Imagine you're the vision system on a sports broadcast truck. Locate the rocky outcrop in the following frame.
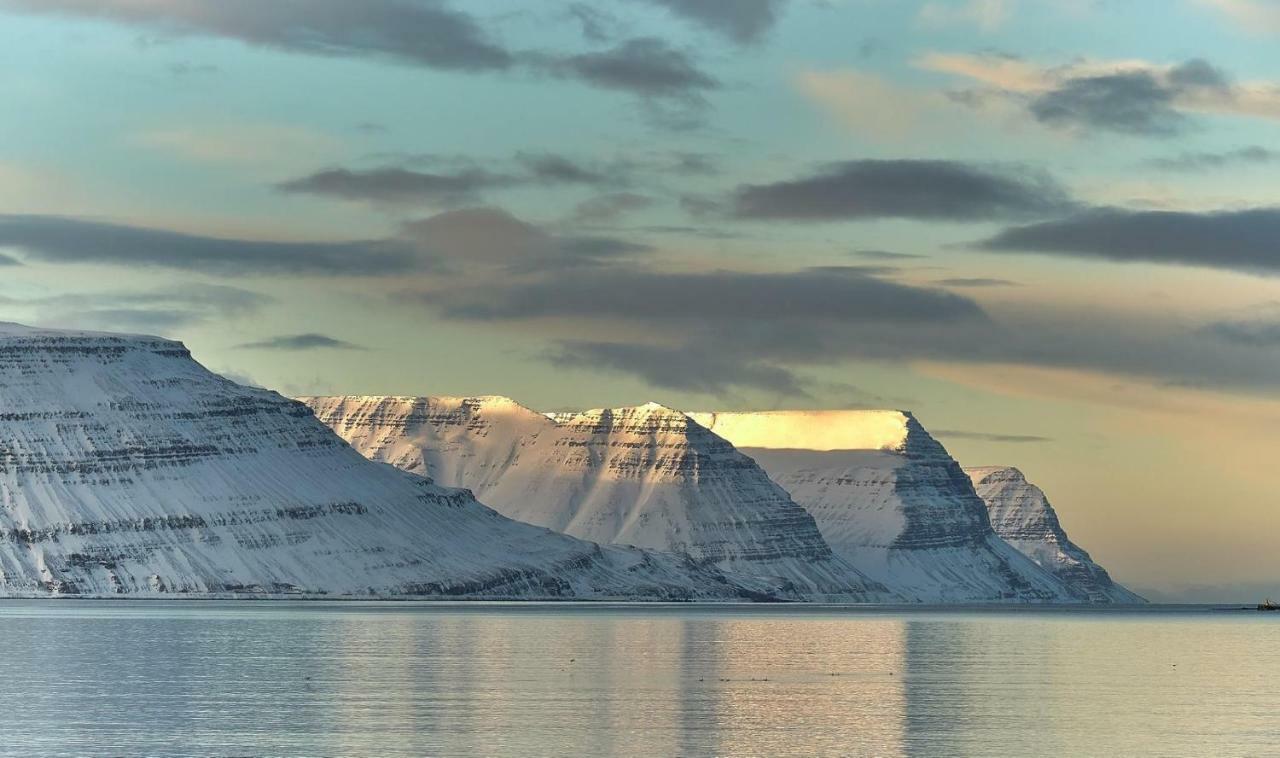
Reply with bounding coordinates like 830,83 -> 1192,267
966,466 -> 1143,603
303,396 -> 889,600
0,323 -> 773,600
692,411 -> 1083,603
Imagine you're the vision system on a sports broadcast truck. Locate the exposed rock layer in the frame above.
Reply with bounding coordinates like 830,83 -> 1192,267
966,466 -> 1143,603
691,411 -> 1093,602
0,324 -> 769,599
303,396 -> 887,600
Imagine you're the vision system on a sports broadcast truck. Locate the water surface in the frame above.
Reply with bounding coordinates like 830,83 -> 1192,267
0,602 -> 1274,757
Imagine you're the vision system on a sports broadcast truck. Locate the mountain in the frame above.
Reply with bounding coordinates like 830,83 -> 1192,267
966,466 -> 1143,603
302,396 -> 889,600
688,411 -> 1085,603
0,323 -> 771,600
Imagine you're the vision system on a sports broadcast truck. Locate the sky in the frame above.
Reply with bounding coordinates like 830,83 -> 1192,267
1,0 -> 1279,601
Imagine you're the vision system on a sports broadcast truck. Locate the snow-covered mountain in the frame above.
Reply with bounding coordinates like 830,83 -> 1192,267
689,411 -> 1086,603
0,323 -> 775,600
302,396 -> 889,600
966,466 -> 1143,603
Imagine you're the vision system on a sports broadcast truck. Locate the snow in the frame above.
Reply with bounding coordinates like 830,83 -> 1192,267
966,466 -> 1144,603
0,326 -> 773,600
303,396 -> 891,601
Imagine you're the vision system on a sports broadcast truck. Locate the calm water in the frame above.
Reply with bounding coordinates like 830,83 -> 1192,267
0,602 -> 1275,757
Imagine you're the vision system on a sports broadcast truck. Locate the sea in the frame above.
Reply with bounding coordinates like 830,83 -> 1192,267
0,601 -> 1275,757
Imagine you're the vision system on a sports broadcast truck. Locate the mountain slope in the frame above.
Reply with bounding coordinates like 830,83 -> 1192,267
689,411 -> 1082,603
0,324 -> 768,600
303,396 -> 888,600
966,466 -> 1143,603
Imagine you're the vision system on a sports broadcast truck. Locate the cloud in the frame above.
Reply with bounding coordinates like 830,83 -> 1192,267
920,53 -> 1280,133
633,0 -> 789,44
731,160 -> 1074,221
278,152 -> 640,207
236,333 -> 364,351
935,277 -> 1020,287
570,193 -> 655,224
549,37 -> 716,96
853,249 -> 928,260
402,207 -> 651,271
552,340 -> 807,396
1205,315 -> 1280,347
542,37 -> 718,126
1144,146 -> 1278,171
0,0 -> 513,71
978,207 -> 1280,275
1028,60 -> 1230,137
0,283 -> 273,334
429,266 -> 985,323
515,152 -> 613,186
933,429 -> 1051,443
0,252 -> 18,266
276,167 -> 505,207
917,0 -> 1015,31
1030,70 -> 1186,136
0,214 -> 416,276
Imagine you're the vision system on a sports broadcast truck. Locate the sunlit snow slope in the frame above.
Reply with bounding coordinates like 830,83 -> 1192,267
303,396 -> 890,600
0,324 -> 771,600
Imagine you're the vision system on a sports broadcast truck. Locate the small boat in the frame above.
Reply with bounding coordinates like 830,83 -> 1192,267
1258,599 -> 1280,611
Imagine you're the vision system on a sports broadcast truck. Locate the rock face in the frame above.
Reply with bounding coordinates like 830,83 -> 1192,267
689,411 -> 1084,603
0,323 -> 773,600
966,466 -> 1143,603
302,396 -> 888,600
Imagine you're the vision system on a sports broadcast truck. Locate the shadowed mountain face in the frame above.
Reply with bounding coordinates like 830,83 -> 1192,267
966,466 -> 1143,603
690,411 -> 1122,603
302,396 -> 890,601
0,323 -> 777,600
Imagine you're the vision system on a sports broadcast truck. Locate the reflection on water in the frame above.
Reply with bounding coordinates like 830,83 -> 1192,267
0,602 -> 1275,757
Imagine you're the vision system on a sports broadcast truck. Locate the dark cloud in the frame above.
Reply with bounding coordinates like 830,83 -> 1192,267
978,207 -> 1280,275
566,3 -> 615,43
276,167 -> 504,207
570,192 -> 655,224
236,333 -> 365,351
1030,71 -> 1184,136
852,249 -> 927,260
515,152 -> 612,186
402,207 -> 651,271
0,253 -> 19,266
1144,146 -> 1278,172
634,0 -> 789,44
1165,58 -> 1231,90
0,214 -> 416,276
279,153 -> 636,206
542,36 -> 721,120
1030,59 -> 1230,137
430,266 -> 985,323
552,340 -> 807,396
732,160 -> 1074,221
0,0 -> 513,71
933,429 -> 1052,444
1205,317 -> 1280,347
0,283 -> 273,335
935,277 -> 1020,287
